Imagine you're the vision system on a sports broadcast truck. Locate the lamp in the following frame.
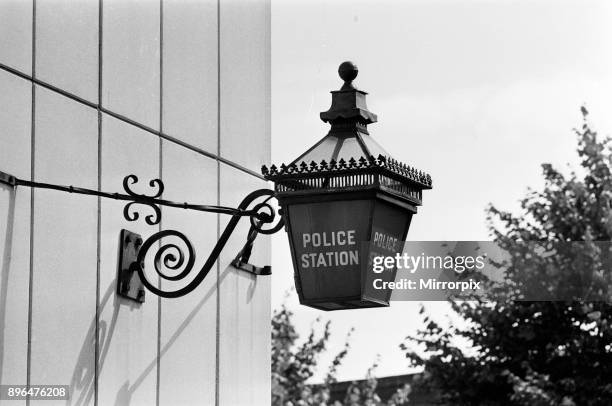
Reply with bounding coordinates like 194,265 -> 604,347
263,62 -> 432,310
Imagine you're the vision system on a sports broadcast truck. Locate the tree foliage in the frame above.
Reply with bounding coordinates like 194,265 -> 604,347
272,302 -> 352,406
403,108 -> 612,405
272,302 -> 411,406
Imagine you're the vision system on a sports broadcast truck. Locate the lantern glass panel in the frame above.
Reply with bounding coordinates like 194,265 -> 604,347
359,133 -> 389,157
293,135 -> 341,164
363,200 -> 413,304
286,199 -> 372,302
335,137 -> 364,162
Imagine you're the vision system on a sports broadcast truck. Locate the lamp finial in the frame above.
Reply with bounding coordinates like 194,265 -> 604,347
338,61 -> 358,90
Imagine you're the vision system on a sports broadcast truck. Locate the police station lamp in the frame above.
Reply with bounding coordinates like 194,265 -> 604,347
262,62 -> 432,311
0,60 -> 430,309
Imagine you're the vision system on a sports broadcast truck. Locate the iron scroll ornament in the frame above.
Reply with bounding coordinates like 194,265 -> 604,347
134,189 -> 284,298
122,174 -> 164,225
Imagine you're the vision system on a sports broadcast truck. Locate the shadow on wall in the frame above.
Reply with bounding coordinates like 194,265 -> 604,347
67,243 -> 258,406
0,183 -> 16,386
69,236 -> 134,406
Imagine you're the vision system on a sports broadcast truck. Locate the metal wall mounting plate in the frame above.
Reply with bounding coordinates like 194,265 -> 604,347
117,229 -> 145,303
0,170 -> 16,186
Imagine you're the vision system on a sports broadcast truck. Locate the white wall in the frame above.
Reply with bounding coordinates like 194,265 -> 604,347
0,0 -> 271,405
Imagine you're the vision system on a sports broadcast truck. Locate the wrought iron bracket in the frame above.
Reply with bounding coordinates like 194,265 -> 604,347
0,169 -> 284,299
132,188 -> 283,298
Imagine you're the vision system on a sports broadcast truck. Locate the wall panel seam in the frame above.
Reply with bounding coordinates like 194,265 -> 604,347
215,0 -> 221,404
26,2 -> 36,405
156,1 -> 163,405
94,0 -> 104,405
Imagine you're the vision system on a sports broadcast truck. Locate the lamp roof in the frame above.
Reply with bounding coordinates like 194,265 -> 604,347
262,62 -> 432,204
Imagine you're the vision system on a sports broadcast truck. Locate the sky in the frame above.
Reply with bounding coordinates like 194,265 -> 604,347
270,0 -> 612,382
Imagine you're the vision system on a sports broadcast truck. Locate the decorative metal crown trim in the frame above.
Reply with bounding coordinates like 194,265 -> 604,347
261,154 -> 432,188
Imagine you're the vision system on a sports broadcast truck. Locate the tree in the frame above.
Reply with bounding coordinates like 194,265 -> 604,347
402,108 -> 612,405
272,301 -> 411,406
271,301 -> 352,406
342,357 -> 412,406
